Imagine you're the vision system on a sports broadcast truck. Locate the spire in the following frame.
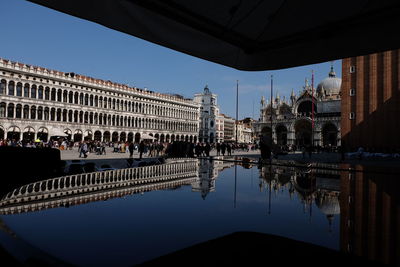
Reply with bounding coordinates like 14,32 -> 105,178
329,62 -> 336,77
291,88 -> 295,97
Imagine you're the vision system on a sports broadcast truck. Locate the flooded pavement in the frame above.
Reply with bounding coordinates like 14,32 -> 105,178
0,158 -> 398,266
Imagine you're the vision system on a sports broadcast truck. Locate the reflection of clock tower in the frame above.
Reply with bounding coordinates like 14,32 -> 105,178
193,85 -> 224,143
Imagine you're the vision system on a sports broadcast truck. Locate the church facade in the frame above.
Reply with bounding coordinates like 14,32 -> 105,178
254,66 -> 342,149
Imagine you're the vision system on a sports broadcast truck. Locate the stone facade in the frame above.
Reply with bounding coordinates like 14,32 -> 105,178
0,58 -> 200,143
341,50 -> 400,152
254,66 -> 341,148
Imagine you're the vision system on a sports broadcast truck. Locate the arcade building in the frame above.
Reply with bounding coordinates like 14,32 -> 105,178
0,58 -> 200,143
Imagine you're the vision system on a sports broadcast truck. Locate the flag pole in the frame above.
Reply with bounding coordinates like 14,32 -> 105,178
311,70 -> 314,147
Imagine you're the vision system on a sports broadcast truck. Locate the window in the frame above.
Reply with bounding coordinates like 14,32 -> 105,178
350,88 -> 356,96
349,112 -> 355,120
8,81 -> 15,96
349,65 -> 356,73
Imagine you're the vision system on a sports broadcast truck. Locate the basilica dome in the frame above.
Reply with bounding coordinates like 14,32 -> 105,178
316,66 -> 342,98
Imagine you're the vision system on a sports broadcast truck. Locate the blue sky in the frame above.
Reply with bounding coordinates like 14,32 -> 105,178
1,1 -> 341,119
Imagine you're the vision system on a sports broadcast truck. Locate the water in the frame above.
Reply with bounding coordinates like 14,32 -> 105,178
0,158 -> 398,266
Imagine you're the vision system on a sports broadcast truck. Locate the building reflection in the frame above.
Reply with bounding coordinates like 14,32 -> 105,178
339,164 -> 400,266
259,163 -> 400,266
259,163 -> 341,226
0,159 -> 200,214
191,158 -> 235,199
0,158 -> 235,214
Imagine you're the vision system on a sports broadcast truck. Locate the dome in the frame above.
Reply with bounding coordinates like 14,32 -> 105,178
315,194 -> 340,215
316,66 -> 341,98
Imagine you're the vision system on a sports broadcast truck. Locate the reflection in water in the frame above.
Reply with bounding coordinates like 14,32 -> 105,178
259,164 -> 341,231
339,164 -> 400,265
0,159 -> 199,214
0,159 -> 398,266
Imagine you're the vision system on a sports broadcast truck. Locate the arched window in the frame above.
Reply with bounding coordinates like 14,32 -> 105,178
63,109 -> 67,122
63,90 -> 68,102
80,93 -> 84,105
44,107 -> 49,120
8,81 -> 15,96
0,80 -> 6,94
68,91 -> 73,103
68,110 -> 73,122
94,95 -> 98,107
50,108 -> 56,121
56,108 -> 62,121
45,87 -> 50,100
31,106 -> 36,120
0,103 -> 6,117
23,105 -> 29,119
7,103 -> 14,118
51,88 -> 56,101
74,110 -> 78,122
57,89 -> 62,102
37,106 -> 43,120
84,94 -> 89,106
15,104 -> 22,118
31,85 -> 37,99
24,84 -> 30,97
89,95 -> 93,106
79,111 -> 83,123
38,86 -> 44,99
16,83 -> 22,96
74,92 -> 79,104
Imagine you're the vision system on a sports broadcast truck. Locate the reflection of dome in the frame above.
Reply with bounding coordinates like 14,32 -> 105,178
315,194 -> 340,215
316,66 -> 341,97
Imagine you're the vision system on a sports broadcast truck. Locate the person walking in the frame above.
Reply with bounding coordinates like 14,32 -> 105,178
129,142 -> 135,158
227,143 -> 232,156
205,142 -> 211,157
221,143 -> 226,156
138,140 -> 145,159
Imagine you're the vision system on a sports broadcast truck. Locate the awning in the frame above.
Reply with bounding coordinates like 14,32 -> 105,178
50,129 -> 69,137
141,133 -> 156,140
28,0 -> 400,71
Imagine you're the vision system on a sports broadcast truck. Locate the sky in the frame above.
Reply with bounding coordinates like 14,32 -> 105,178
1,1 -> 341,120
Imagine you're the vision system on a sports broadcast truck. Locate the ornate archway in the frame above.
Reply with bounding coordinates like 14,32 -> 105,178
322,123 -> 338,147
295,120 -> 312,147
275,125 -> 288,146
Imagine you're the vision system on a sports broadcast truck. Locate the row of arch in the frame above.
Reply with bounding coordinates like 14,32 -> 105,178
261,120 -> 339,147
0,102 -> 197,132
3,160 -> 198,199
0,125 -> 198,143
0,79 -> 198,120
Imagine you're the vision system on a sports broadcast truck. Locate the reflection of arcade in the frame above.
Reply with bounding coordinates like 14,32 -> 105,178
0,159 -> 198,215
340,164 -> 400,266
259,165 -> 341,228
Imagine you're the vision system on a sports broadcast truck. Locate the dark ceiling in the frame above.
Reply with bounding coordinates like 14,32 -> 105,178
29,0 -> 400,70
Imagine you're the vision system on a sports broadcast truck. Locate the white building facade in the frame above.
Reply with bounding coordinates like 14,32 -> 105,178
193,86 -> 224,143
0,58 -> 200,143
